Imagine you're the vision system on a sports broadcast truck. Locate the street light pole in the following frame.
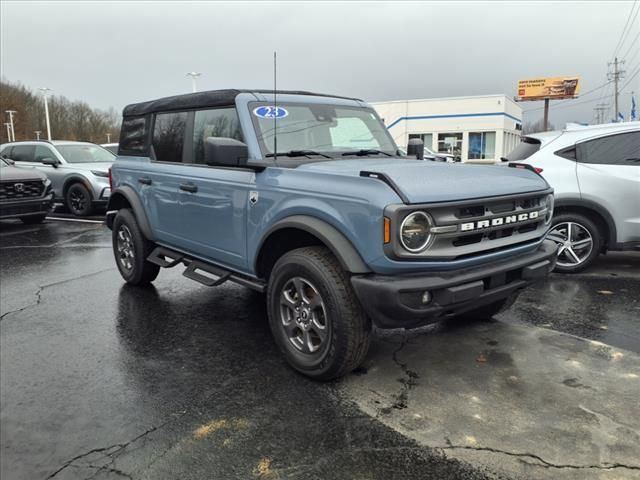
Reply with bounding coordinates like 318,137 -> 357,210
5,110 -> 17,142
35,131 -> 41,140
4,123 -> 11,142
186,72 -> 201,93
105,133 -> 111,143
39,87 -> 53,140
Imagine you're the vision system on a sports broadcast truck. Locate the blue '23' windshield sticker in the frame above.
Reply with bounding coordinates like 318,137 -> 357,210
253,106 -> 289,119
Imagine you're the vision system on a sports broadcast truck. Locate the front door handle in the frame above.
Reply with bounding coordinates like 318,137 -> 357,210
138,177 -> 152,185
179,183 -> 198,193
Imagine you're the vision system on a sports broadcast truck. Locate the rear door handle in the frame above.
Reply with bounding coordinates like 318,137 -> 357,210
138,177 -> 152,185
179,183 -> 198,193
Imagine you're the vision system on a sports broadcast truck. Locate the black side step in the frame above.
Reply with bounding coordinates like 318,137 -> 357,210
146,246 -> 266,293
183,260 -> 231,287
147,246 -> 184,268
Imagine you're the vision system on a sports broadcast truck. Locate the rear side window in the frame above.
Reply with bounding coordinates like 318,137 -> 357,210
119,116 -> 149,155
152,112 -> 188,163
10,145 -> 35,162
577,131 -> 640,166
192,108 -> 243,164
505,137 -> 540,161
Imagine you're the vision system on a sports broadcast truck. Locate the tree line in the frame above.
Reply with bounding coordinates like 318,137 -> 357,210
0,79 -> 121,144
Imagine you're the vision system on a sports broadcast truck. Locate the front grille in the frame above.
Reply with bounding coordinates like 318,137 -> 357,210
0,180 -> 45,200
427,193 -> 548,258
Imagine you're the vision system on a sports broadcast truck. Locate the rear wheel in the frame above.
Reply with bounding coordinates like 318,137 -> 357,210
546,213 -> 602,273
112,209 -> 160,285
267,246 -> 371,381
66,183 -> 94,216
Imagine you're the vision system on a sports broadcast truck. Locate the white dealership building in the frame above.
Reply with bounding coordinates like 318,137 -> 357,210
371,94 -> 523,163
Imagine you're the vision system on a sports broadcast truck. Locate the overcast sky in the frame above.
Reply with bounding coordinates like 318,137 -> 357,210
2,1 -> 639,127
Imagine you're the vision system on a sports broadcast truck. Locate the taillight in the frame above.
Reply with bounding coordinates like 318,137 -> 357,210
108,167 -> 113,190
534,167 -> 544,174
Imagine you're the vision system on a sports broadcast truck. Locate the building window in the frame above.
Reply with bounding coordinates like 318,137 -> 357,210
468,131 -> 496,160
438,133 -> 462,160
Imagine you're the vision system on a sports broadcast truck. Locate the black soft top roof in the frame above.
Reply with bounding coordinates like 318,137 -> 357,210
122,89 -> 361,117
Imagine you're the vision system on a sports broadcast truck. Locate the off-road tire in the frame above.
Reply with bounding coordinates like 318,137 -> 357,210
66,182 -> 94,216
267,246 -> 371,381
20,214 -> 46,224
548,212 -> 602,273
112,208 -> 160,285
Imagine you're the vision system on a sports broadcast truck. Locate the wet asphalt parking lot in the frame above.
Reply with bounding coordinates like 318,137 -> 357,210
1,218 -> 639,480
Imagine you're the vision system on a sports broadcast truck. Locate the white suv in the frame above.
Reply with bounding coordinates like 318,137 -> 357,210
507,122 -> 639,273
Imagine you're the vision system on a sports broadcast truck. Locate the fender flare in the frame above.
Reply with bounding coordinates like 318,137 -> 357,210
106,186 -> 155,241
257,215 -> 371,274
62,175 -> 94,200
554,198 -> 617,246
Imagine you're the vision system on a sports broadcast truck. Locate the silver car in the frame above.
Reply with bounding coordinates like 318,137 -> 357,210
0,140 -> 114,216
507,122 -> 639,272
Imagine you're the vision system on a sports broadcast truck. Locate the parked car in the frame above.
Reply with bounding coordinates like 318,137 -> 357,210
0,141 -> 115,216
0,156 -> 53,223
507,122 -> 640,273
101,143 -> 119,154
106,89 -> 557,380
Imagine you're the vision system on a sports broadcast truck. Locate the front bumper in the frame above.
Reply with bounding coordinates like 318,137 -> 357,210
351,240 -> 557,329
0,193 -> 54,220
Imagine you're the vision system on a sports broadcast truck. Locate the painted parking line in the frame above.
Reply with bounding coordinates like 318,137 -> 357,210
46,216 -> 105,224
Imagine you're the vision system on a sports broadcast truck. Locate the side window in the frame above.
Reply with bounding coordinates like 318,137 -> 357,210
34,146 -> 56,162
577,132 -> 640,166
10,145 -> 36,162
192,108 -> 243,164
120,116 -> 149,155
152,112 -> 188,163
555,146 -> 576,160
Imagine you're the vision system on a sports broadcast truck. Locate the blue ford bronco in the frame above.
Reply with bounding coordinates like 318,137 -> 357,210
106,89 -> 557,380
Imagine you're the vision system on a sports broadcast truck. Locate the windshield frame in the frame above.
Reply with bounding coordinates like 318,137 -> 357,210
248,101 -> 399,161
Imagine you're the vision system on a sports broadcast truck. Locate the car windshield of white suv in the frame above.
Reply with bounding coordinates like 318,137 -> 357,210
251,103 -> 398,159
55,145 -> 115,163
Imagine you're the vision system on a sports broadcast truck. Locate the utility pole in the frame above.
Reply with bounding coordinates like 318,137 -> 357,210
594,104 -> 608,124
4,123 -> 11,142
34,131 -> 41,140
186,72 -> 201,93
105,133 -> 111,143
5,110 -> 17,142
39,88 -> 53,140
608,57 -> 625,122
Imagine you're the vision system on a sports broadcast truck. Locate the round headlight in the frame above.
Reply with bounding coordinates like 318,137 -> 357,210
545,194 -> 554,224
400,212 -> 433,252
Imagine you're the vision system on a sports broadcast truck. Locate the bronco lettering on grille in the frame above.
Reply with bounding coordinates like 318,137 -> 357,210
460,210 -> 541,232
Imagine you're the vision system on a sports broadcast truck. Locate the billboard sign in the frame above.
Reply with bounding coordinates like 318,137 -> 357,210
516,77 -> 580,101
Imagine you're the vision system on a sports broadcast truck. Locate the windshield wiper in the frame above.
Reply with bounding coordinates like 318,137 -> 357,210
265,150 -> 333,159
341,149 -> 392,157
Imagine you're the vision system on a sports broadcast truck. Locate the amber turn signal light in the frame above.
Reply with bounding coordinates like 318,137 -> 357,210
383,217 -> 391,244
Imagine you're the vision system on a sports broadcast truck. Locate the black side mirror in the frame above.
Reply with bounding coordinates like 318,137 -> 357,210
407,138 -> 424,160
204,137 -> 248,167
41,158 -> 60,167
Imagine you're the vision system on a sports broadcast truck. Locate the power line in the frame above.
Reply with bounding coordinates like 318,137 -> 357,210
522,80 -> 612,112
621,30 -> 640,61
611,0 -> 639,60
621,63 -> 640,90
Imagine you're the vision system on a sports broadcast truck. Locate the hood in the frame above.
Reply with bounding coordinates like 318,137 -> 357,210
62,162 -> 112,173
0,164 -> 48,182
296,158 -> 549,204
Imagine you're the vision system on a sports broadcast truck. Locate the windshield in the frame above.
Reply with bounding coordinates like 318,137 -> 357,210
55,144 -> 115,163
250,102 -> 397,158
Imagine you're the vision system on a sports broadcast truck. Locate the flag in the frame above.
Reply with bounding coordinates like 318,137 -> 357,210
618,112 -> 625,122
632,95 -> 637,121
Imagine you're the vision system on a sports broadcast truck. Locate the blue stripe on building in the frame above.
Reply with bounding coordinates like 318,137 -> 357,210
385,112 -> 522,130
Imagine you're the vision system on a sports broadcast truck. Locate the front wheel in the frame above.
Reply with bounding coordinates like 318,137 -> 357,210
267,246 -> 371,381
112,209 -> 160,285
66,183 -> 94,216
546,213 -> 602,273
